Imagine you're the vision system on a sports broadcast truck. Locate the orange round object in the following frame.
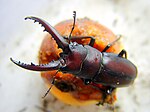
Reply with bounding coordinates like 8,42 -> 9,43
39,18 -> 122,106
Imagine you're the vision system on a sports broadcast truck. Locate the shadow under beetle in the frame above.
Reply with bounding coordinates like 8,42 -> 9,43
10,11 -> 137,97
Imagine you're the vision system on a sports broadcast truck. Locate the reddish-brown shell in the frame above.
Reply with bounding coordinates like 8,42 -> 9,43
39,18 -> 122,106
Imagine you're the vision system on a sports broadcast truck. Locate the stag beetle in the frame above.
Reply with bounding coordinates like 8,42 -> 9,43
10,11 -> 137,95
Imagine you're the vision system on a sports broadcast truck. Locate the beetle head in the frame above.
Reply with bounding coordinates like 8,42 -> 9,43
60,42 -> 87,74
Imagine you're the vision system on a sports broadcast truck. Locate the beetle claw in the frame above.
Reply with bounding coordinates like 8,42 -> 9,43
10,58 -> 62,71
25,16 -> 69,50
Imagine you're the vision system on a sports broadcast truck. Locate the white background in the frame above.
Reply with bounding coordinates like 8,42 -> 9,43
0,0 -> 150,112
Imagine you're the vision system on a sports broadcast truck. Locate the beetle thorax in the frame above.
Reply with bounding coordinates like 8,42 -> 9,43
60,42 -> 87,74
76,45 -> 102,79
60,43 -> 102,80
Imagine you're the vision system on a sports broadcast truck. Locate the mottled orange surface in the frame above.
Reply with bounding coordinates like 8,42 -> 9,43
39,18 -> 122,106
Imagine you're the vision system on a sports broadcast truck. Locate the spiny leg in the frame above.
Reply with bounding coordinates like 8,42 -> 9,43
118,49 -> 127,58
89,82 -> 116,105
80,80 -> 116,106
102,35 -> 122,52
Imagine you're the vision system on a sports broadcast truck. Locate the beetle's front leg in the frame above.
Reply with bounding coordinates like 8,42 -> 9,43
64,36 -> 95,46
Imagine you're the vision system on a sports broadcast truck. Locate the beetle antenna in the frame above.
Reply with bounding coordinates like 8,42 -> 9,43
68,11 -> 76,43
42,70 -> 59,98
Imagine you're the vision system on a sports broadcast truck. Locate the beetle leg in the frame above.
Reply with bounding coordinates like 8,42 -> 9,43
42,79 -> 55,98
10,58 -> 64,71
96,91 -> 107,106
102,35 -> 121,52
42,70 -> 59,98
64,36 -> 95,47
118,49 -> 127,58
72,36 -> 95,46
96,86 -> 116,106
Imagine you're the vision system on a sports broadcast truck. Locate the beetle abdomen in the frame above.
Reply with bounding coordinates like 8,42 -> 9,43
94,52 -> 137,87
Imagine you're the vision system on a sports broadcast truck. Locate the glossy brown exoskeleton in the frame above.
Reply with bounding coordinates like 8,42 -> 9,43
10,11 -> 137,96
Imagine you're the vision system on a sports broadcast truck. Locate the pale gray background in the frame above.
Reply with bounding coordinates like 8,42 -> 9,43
0,0 -> 150,112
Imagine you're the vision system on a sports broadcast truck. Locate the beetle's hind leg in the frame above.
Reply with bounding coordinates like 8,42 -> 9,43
96,86 -> 116,106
